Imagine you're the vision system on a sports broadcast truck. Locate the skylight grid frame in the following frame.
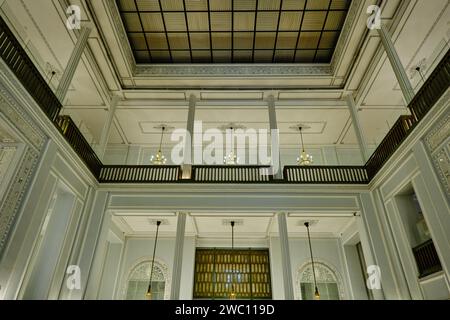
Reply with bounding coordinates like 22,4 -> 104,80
117,0 -> 351,64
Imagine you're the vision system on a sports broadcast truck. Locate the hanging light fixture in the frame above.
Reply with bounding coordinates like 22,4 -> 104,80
146,220 -> 161,300
150,126 -> 167,165
224,126 -> 239,165
304,222 -> 320,300
229,221 -> 236,300
296,126 -> 313,166
221,123 -> 245,165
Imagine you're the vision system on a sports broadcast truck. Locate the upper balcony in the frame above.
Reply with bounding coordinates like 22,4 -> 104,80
0,13 -> 449,185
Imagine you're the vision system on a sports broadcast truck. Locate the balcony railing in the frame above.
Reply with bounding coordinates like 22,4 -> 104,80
0,17 -> 62,122
412,240 -> 443,278
1,14 -> 449,185
284,166 -> 369,184
192,165 -> 273,183
409,49 -> 450,123
55,116 -> 102,177
99,165 -> 181,183
366,115 -> 416,179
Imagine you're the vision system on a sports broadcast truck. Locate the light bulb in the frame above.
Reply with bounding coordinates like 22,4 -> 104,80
150,150 -> 167,165
314,287 -> 320,300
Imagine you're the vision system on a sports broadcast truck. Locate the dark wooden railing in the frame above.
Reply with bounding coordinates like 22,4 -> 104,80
409,49 -> 450,123
55,116 -> 102,177
192,165 -> 273,183
412,240 -> 443,278
284,166 -> 369,184
366,115 -> 416,179
99,165 -> 181,183
0,17 -> 62,122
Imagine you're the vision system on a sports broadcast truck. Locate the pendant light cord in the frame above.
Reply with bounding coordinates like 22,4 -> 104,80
158,127 -> 165,152
148,220 -> 161,294
299,127 -> 305,152
230,127 -> 234,151
305,222 -> 318,294
231,221 -> 235,295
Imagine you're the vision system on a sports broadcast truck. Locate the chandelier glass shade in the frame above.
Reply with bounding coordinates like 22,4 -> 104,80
297,127 -> 313,166
150,150 -> 167,165
151,126 -> 167,165
224,150 -> 239,165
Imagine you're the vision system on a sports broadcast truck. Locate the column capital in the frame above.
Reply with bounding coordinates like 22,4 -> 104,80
188,93 -> 197,102
266,94 -> 276,104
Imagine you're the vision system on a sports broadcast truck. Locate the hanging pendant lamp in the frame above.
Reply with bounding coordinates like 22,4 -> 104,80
151,126 -> 167,165
229,221 -> 236,300
297,126 -> 313,166
224,126 -> 238,165
146,220 -> 161,300
305,222 -> 320,300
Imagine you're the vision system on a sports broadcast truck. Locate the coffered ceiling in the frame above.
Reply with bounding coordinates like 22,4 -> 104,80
116,0 -> 351,64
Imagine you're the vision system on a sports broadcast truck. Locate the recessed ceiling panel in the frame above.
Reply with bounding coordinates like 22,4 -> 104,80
116,0 -> 351,63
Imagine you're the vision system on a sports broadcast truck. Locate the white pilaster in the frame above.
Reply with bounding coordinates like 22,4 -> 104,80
97,95 -> 120,161
277,212 -> 294,299
55,27 -> 92,103
125,145 -> 142,165
268,95 -> 282,179
184,94 -> 196,165
412,141 -> 450,283
170,212 -> 187,300
346,94 -> 370,163
322,146 -> 339,165
377,24 -> 415,104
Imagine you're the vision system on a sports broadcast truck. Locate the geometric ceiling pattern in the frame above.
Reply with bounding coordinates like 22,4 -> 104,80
116,0 -> 351,64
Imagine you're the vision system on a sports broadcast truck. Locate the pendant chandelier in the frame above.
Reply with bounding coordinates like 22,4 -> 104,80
222,123 -> 245,165
150,126 -> 167,165
224,126 -> 239,165
305,222 -> 320,300
296,126 -> 313,166
229,221 -> 236,300
146,220 -> 161,300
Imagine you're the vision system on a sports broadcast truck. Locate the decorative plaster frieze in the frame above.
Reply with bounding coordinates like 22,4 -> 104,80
135,64 -> 332,77
121,257 -> 171,300
425,98 -> 450,152
0,64 -> 47,151
0,145 -> 17,180
424,92 -> 450,198
0,147 -> 39,254
0,95 -> 44,151
0,61 -> 47,256
433,148 -> 450,196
